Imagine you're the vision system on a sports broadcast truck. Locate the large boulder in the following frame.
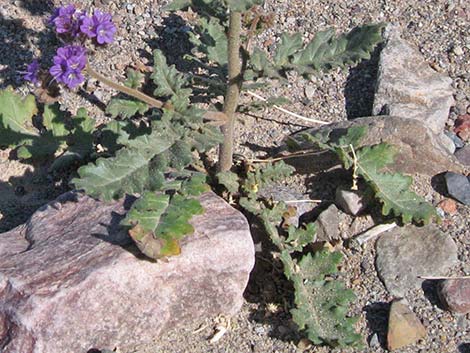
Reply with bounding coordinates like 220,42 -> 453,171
0,191 -> 254,353
372,25 -> 454,136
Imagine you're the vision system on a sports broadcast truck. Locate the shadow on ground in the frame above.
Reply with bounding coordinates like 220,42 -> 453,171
344,44 -> 383,119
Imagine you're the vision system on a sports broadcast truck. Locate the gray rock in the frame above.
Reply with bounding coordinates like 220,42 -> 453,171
0,191 -> 254,353
369,333 -> 380,348
438,278 -> 470,314
335,187 -> 368,216
445,130 -> 465,149
445,172 -> 470,205
455,145 -> 470,167
315,204 -> 340,241
376,224 -> 458,297
291,116 -> 464,176
373,25 -> 454,135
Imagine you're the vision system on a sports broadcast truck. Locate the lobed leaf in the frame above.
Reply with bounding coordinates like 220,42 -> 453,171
106,98 -> 149,119
72,128 -> 176,200
121,175 -> 208,259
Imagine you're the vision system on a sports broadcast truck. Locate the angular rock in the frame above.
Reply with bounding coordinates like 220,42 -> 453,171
376,224 -> 458,297
445,172 -> 470,205
438,278 -> 470,314
445,130 -> 465,149
373,25 -> 454,135
455,145 -> 470,167
387,299 -> 426,351
0,191 -> 254,353
315,204 -> 340,241
335,187 -> 368,216
292,116 -> 464,176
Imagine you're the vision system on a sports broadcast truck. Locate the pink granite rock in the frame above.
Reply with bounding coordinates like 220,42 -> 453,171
438,278 -> 470,314
0,191 -> 254,353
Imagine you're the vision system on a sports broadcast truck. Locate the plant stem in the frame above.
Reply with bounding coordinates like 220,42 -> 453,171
86,64 -> 228,125
218,11 -> 242,172
86,64 -> 164,109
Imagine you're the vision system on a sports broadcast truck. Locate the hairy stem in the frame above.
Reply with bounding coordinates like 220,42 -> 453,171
86,64 -> 228,125
86,64 -> 164,109
218,11 -> 242,172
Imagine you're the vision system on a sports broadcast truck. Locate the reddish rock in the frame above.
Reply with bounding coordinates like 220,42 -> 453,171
438,278 -> 470,314
437,199 -> 458,214
454,114 -> 470,141
0,191 -> 254,353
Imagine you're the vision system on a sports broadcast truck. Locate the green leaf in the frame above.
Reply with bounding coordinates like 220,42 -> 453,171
151,50 -> 188,97
189,17 -> 228,66
51,108 -> 96,171
217,171 -> 240,194
106,98 -> 149,119
124,68 -> 146,89
224,0 -> 264,12
274,32 -> 303,67
72,128 -> 176,200
163,0 -> 191,11
279,250 -> 362,347
16,103 -> 70,160
284,223 -> 316,252
249,48 -> 282,79
42,103 -> 68,138
121,174 -> 207,259
290,24 -> 384,73
0,86 -> 38,147
364,169 -> 436,224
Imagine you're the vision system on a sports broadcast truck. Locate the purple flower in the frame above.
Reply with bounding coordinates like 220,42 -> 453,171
52,5 -> 85,37
50,45 -> 87,89
22,59 -> 41,86
80,9 -> 116,44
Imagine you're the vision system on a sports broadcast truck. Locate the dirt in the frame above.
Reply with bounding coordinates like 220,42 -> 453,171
0,0 -> 469,352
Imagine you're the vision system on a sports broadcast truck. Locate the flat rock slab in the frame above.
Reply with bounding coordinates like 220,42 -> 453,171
292,115 -> 464,176
373,25 -> 454,135
0,191 -> 254,353
375,224 -> 458,297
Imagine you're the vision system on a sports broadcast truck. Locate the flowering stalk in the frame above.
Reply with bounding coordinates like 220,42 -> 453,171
85,64 -> 164,109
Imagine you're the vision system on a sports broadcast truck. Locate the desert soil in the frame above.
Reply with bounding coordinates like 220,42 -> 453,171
0,0 -> 469,352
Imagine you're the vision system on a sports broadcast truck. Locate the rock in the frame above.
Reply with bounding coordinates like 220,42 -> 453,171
373,25 -> 454,135
445,172 -> 470,205
369,332 -> 380,348
445,130 -> 465,149
291,116 -> 464,177
437,198 -> 458,214
387,299 -> 426,351
335,187 -> 368,216
438,279 -> 470,314
455,114 -> 470,141
315,204 -> 340,241
376,224 -> 458,297
455,145 -> 470,167
0,191 -> 254,353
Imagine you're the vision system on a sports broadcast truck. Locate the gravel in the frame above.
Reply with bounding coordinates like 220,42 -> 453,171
0,0 -> 469,352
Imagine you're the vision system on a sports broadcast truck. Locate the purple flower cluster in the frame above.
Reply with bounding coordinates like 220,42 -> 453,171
23,5 -> 117,89
80,10 -> 116,44
50,5 -> 116,44
50,46 -> 87,89
50,5 -> 85,38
